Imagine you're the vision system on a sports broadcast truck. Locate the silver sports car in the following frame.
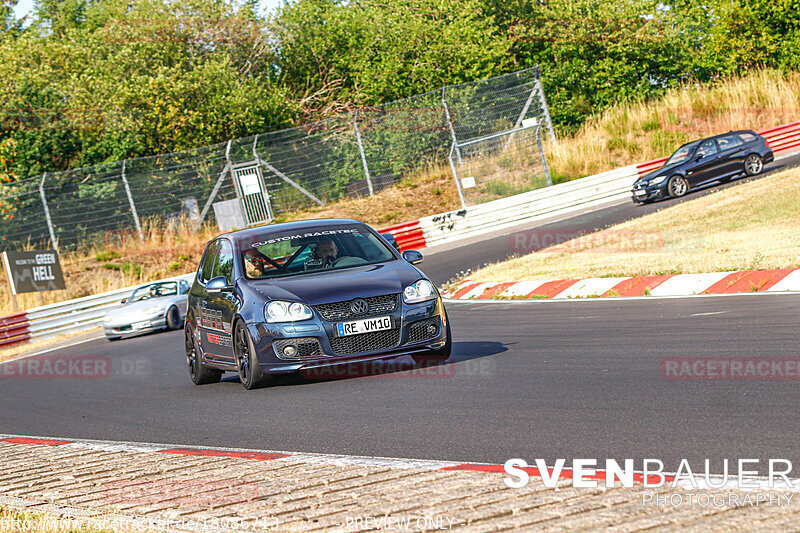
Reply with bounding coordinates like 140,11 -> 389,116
103,280 -> 189,341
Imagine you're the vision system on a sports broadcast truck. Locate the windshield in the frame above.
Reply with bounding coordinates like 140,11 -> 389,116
129,281 -> 178,302
241,224 -> 396,279
665,141 -> 699,165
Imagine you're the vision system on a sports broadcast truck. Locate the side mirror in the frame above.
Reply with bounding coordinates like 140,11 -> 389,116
402,249 -> 424,264
206,276 -> 232,292
120,298 -> 127,304
695,154 -> 704,161
381,233 -> 401,251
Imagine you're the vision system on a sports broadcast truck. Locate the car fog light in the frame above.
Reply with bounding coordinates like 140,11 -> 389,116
428,324 -> 438,335
283,344 -> 298,357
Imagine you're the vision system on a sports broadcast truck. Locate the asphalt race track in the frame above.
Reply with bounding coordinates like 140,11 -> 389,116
1,294 -> 799,473
1,155 -> 800,474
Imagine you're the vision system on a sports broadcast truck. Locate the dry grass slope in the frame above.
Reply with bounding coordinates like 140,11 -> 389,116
546,69 -> 800,181
467,166 -> 800,282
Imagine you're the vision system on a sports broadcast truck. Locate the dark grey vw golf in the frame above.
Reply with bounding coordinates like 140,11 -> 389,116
185,219 -> 450,389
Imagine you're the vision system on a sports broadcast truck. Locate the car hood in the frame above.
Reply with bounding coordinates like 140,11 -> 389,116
637,161 -> 683,184
243,261 -> 424,306
105,299 -> 168,319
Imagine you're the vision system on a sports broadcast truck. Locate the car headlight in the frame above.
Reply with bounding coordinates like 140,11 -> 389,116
143,305 -> 162,316
265,301 -> 313,323
103,315 -> 113,323
649,175 -> 667,185
403,279 -> 436,304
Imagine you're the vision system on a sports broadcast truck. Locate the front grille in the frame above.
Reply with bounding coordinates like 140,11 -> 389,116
273,337 -> 324,358
314,294 -> 399,322
408,317 -> 441,344
329,328 -> 401,355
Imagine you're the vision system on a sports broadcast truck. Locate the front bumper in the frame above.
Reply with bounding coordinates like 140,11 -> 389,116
632,181 -> 668,203
104,316 -> 168,337
248,296 -> 448,373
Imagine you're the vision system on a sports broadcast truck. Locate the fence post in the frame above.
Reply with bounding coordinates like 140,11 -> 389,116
448,144 -> 467,210
38,173 -> 58,252
534,65 -> 557,145
194,140 -> 233,231
442,87 -> 462,164
353,109 -> 374,196
535,126 -> 553,186
120,160 -> 144,241
503,83 -> 539,150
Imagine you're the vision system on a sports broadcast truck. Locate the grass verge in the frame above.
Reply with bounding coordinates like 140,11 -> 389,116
0,506 -> 113,532
466,167 -> 800,283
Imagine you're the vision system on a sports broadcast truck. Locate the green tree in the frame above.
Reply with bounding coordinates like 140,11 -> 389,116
271,0 -> 512,114
0,0 -> 297,178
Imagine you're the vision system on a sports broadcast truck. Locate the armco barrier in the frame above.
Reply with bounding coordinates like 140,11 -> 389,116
0,274 -> 193,350
0,313 -> 30,348
401,163 -> 642,249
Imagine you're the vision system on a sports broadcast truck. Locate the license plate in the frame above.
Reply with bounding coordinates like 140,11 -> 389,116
634,190 -> 646,196
133,320 -> 150,329
336,316 -> 392,337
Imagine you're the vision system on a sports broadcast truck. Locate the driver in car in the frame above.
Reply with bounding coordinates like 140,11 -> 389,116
244,248 -> 271,277
305,237 -> 338,270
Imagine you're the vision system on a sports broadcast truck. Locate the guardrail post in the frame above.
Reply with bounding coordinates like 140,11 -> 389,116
39,173 -> 58,252
353,109 -> 374,196
120,160 -> 144,242
442,87 -> 462,165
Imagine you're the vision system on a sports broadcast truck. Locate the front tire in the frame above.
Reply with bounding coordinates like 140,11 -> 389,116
186,325 -> 221,385
234,320 -> 271,390
166,306 -> 180,330
667,175 -> 688,198
744,154 -> 764,176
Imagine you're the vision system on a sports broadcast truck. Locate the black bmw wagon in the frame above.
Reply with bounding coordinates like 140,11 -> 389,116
184,219 -> 450,389
632,130 -> 774,203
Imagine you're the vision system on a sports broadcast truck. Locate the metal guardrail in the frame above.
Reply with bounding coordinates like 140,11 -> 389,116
0,274 -> 194,349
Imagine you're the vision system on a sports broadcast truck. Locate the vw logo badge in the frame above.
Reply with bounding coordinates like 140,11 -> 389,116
350,298 -> 369,315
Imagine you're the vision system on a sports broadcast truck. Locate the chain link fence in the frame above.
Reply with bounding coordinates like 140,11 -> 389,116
0,66 -> 555,252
